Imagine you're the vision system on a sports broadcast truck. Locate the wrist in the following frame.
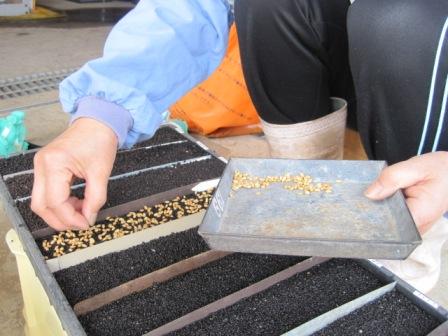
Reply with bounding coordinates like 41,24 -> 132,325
71,96 -> 133,148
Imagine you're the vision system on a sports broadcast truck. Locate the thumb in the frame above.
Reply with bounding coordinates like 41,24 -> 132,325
82,173 -> 108,225
364,160 -> 426,200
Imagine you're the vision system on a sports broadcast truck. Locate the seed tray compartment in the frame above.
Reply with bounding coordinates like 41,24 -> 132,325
311,287 -> 441,336
0,126 -> 184,178
38,188 -> 215,257
0,148 -> 37,176
5,140 -> 210,200
200,158 -> 421,259
54,227 -> 209,305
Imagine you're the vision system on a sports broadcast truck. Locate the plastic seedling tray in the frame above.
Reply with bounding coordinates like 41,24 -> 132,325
200,158 -> 421,259
0,126 -> 227,336
1,128 -> 447,336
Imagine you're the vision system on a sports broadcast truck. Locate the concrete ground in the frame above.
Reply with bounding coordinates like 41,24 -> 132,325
0,10 -> 447,335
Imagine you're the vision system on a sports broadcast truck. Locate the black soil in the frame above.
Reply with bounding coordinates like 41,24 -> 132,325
132,127 -> 186,149
72,158 -> 225,208
0,127 -> 183,177
5,141 -> 209,200
171,259 -> 385,336
0,151 -> 35,176
110,141 -> 209,177
6,173 -> 36,200
16,199 -> 48,232
55,228 -> 208,305
314,290 -> 441,336
80,253 -> 304,336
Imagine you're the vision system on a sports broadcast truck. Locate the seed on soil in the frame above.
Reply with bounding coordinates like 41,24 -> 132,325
38,190 -> 214,259
232,171 -> 332,194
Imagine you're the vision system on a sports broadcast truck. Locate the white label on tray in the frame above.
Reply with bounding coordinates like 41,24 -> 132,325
192,179 -> 220,192
413,290 -> 439,310
213,190 -> 225,218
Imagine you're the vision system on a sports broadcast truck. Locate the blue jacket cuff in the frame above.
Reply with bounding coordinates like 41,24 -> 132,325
71,96 -> 133,148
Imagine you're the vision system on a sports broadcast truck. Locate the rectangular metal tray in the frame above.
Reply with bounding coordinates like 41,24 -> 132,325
199,158 -> 421,259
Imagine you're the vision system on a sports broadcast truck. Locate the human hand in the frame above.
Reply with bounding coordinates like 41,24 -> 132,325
31,118 -> 118,231
365,152 -> 448,234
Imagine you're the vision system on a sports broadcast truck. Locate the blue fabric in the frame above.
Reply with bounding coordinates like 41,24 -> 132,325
60,0 -> 230,148
72,96 -> 133,147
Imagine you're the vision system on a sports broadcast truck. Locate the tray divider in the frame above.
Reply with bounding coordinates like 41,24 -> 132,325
143,256 -> 330,336
73,250 -> 231,316
281,282 -> 397,336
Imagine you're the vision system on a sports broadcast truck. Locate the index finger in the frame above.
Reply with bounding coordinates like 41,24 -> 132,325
45,167 -> 89,230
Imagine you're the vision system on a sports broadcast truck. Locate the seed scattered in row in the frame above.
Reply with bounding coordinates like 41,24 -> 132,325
232,171 -> 332,194
39,190 -> 214,259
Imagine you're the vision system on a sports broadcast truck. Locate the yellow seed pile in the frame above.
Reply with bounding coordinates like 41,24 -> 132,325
40,190 -> 213,259
232,171 -> 332,194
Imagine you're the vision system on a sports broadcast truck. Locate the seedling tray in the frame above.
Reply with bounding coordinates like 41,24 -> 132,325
1,127 -> 447,336
200,158 -> 421,259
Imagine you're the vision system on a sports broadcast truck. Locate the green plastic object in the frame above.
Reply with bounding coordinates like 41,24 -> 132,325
0,111 -> 29,158
168,119 -> 189,134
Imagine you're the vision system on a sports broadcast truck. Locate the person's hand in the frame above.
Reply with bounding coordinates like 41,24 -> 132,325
31,118 -> 118,231
365,152 -> 448,234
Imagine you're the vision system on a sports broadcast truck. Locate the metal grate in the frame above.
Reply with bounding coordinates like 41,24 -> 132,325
0,68 -> 77,100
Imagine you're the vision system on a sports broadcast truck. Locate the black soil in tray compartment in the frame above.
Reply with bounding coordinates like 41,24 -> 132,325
0,127 -> 183,177
80,253 -> 304,336
55,228 -> 208,305
0,151 -> 35,176
171,259 -> 385,336
16,199 -> 47,232
5,141 -> 209,200
132,126 -> 186,149
314,289 -> 441,336
72,157 -> 225,208
110,140 -> 209,176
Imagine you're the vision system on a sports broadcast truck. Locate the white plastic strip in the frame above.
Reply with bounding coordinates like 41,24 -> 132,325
119,140 -> 188,153
192,178 -> 220,192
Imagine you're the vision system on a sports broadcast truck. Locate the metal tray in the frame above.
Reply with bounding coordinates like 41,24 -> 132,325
199,158 -> 421,259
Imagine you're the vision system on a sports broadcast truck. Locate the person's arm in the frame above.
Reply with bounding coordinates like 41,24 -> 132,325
365,151 -> 448,233
32,0 -> 230,231
61,0 -> 230,148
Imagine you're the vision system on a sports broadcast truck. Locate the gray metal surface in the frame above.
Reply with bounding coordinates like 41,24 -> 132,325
0,68 -> 77,100
199,158 -> 421,259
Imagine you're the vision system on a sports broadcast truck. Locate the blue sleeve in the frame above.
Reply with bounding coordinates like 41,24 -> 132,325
59,0 -> 230,148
